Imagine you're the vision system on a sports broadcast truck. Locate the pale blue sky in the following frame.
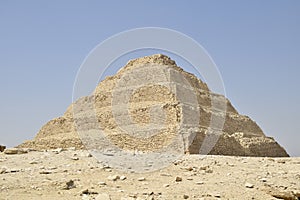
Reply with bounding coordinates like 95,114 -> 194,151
0,1 -> 299,156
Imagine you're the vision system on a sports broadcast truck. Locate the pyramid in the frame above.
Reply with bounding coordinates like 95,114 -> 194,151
18,54 -> 289,157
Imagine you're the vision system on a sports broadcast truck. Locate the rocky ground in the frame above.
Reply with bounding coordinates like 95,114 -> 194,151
0,148 -> 299,200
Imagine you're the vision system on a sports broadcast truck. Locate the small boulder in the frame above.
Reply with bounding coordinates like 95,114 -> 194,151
0,167 -> 7,174
81,189 -> 98,195
245,182 -> 254,188
137,177 -> 146,181
175,176 -> 182,182
62,180 -> 76,190
108,175 -> 120,181
4,148 -> 28,155
98,181 -> 106,186
0,145 -> 6,152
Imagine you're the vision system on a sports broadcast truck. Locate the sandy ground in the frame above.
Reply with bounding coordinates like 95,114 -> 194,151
0,149 -> 299,200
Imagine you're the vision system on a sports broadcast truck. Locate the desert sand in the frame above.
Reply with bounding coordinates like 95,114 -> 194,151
0,148 -> 299,200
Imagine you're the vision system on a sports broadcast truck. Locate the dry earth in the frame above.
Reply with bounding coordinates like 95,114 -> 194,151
0,148 -> 299,200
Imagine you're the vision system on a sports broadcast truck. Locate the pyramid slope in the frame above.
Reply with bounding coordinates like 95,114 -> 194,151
18,54 -> 289,157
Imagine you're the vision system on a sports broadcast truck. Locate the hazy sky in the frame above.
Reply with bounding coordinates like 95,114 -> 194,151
0,1 -> 299,156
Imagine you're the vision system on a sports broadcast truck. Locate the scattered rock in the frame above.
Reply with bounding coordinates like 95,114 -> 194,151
29,161 -> 39,164
173,160 -> 183,165
200,166 -> 208,170
0,145 -> 6,152
52,148 -> 63,154
183,194 -> 189,199
39,170 -> 53,174
87,153 -> 92,157
98,181 -> 106,186
259,178 -> 267,182
163,184 -> 170,187
4,148 -> 28,155
7,168 -> 20,173
214,193 -> 221,198
293,190 -> 300,197
205,169 -> 213,173
71,156 -> 79,161
160,173 -> 172,177
128,193 -> 137,198
0,167 -> 6,174
120,176 -> 127,181
137,177 -> 146,181
175,177 -> 182,182
108,175 -> 120,181
62,180 -> 76,190
277,160 -> 286,164
245,182 -> 254,188
184,167 -> 193,171
268,189 -> 297,200
227,163 -> 235,167
81,189 -> 98,195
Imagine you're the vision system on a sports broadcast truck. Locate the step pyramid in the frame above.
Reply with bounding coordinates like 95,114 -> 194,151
19,54 -> 289,157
